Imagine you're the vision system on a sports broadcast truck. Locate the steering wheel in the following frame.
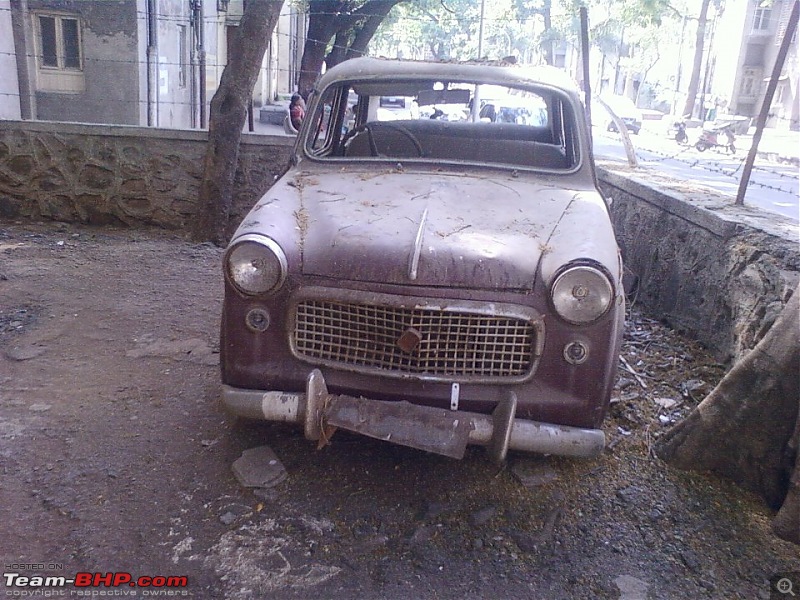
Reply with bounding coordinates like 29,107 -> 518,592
341,124 -> 381,157
374,122 -> 424,157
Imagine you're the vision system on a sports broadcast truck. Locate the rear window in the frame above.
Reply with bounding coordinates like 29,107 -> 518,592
303,79 -> 581,172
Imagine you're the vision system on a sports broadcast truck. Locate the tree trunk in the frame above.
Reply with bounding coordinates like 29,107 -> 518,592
541,0 -> 553,66
594,96 -> 638,168
636,55 -> 661,104
191,1 -> 284,245
682,0 -> 711,119
297,0 -> 339,99
325,29 -> 350,69
773,417 -> 800,543
655,284 -> 800,544
346,0 -> 402,58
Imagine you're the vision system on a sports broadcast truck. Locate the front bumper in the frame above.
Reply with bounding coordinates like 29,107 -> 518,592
221,369 -> 605,463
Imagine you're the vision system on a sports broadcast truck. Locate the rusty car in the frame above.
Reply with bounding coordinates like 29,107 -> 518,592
220,58 -> 625,463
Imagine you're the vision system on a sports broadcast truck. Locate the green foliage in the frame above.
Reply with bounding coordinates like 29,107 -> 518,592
381,0 -> 484,60
371,0 -> 679,64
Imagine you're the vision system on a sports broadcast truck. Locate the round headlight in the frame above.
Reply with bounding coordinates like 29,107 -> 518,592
226,235 -> 287,295
551,265 -> 614,325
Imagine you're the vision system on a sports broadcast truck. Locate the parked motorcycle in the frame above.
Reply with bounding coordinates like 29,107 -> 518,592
695,126 -> 736,153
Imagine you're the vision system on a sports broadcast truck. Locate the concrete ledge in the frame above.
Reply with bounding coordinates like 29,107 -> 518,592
259,104 -> 289,125
0,119 -> 295,147
599,168 -> 742,239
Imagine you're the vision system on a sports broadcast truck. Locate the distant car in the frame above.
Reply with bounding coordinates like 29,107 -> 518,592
602,95 -> 643,135
220,58 -> 625,463
479,94 -> 548,126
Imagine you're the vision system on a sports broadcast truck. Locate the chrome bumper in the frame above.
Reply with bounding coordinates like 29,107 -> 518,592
221,369 -> 605,462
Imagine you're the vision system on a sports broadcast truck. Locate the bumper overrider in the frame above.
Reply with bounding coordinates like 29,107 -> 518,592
221,369 -> 605,463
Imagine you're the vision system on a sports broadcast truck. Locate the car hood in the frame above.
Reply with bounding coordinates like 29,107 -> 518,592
239,170 -> 586,291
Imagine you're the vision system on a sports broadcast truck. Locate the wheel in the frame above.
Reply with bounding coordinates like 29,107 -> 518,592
677,132 -> 688,144
695,141 -> 707,152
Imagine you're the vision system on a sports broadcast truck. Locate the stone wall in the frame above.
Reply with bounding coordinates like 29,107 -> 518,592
0,120 -> 293,230
599,166 -> 799,362
0,119 -> 797,362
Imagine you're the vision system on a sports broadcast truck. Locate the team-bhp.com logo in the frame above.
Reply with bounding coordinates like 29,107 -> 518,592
4,572 -> 189,596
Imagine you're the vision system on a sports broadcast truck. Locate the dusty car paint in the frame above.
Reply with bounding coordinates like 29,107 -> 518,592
234,169 -> 618,292
220,58 -> 624,461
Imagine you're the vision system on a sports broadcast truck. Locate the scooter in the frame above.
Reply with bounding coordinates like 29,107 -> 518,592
695,126 -> 736,153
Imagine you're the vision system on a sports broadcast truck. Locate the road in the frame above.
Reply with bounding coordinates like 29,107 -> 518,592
592,127 -> 799,222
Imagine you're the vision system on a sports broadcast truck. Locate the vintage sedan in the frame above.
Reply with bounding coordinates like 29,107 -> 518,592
220,58 -> 625,462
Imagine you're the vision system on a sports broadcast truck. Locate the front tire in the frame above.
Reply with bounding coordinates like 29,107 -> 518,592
695,141 -> 707,152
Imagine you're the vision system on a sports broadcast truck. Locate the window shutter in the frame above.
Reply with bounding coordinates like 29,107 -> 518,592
776,0 -> 793,45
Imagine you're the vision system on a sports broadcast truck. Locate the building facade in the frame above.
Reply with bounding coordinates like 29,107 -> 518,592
712,0 -> 799,129
3,0 -> 304,128
0,1 -> 22,119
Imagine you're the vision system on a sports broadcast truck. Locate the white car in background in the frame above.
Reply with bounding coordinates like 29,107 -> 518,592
600,95 -> 643,135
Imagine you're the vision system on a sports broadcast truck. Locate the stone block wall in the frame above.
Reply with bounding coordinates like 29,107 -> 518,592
600,167 -> 799,362
0,120 -> 293,230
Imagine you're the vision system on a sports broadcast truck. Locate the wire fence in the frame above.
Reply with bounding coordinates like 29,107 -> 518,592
2,3 -> 797,195
0,5 -> 552,25
626,136 -> 798,196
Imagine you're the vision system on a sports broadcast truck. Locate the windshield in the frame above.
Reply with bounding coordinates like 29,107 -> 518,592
303,78 -> 581,172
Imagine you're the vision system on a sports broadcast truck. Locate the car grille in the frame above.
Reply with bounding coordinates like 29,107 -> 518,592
292,298 -> 537,380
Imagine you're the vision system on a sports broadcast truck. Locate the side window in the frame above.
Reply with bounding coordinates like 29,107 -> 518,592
307,86 -> 351,156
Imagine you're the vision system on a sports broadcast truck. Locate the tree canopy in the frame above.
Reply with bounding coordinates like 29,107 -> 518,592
371,0 -> 679,70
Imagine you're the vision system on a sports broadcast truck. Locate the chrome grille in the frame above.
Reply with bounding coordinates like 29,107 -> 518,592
292,299 -> 536,379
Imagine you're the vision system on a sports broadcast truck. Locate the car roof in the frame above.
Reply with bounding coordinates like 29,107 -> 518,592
316,57 -> 580,95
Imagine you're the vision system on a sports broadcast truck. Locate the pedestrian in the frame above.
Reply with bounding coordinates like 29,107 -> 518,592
289,94 -> 305,130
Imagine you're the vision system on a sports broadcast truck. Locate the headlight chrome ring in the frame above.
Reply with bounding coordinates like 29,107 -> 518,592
226,234 -> 287,296
551,265 -> 614,325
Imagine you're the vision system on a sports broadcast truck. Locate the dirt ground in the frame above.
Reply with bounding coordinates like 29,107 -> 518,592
1,221 -> 798,600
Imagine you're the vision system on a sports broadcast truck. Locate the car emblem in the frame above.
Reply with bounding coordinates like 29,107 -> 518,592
396,327 -> 422,353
